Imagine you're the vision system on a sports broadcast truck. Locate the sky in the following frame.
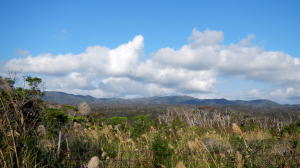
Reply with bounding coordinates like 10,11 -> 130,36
1,0 -> 300,104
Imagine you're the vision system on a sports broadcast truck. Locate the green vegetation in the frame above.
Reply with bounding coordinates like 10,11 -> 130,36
152,135 -> 174,168
43,108 -> 69,134
0,76 -> 300,167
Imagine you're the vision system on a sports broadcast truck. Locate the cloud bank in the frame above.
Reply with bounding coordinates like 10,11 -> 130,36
4,29 -> 300,103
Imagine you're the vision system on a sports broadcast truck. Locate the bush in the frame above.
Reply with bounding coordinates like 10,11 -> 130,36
280,122 -> 300,136
241,120 -> 260,132
72,116 -> 86,123
131,115 -> 152,138
106,117 -> 128,126
43,108 -> 68,133
152,135 -> 174,168
171,117 -> 189,129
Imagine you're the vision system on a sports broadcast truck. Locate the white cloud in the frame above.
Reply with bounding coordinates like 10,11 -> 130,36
5,54 -> 80,75
3,29 -> 300,103
217,45 -> 300,84
45,72 -> 93,90
189,29 -> 224,47
153,30 -> 222,70
271,88 -> 300,100
99,77 -> 174,98
132,60 -> 216,92
5,35 -> 144,76
238,34 -> 256,46
153,29 -> 300,86
246,89 -> 267,99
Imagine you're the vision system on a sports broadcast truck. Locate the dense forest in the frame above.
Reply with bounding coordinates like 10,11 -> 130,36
0,77 -> 299,168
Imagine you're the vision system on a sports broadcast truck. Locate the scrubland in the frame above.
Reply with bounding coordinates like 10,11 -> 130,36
0,77 -> 299,168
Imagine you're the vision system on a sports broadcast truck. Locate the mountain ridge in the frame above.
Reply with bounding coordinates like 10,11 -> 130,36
43,91 -> 283,107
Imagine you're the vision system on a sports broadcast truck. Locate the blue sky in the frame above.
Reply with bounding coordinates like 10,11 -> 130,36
1,0 -> 300,104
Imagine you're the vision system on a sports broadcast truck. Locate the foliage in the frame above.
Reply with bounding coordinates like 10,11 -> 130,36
106,116 -> 128,126
131,115 -> 152,138
152,135 -> 174,168
71,116 -> 86,123
240,120 -> 260,132
281,121 -> 300,136
43,108 -> 69,133
25,76 -> 42,89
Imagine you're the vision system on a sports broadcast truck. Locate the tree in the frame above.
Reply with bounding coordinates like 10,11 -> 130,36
25,76 -> 42,90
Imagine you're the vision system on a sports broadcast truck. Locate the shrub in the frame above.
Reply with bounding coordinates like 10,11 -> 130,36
131,115 -> 152,138
72,116 -> 86,123
106,117 -> 128,126
62,104 -> 78,116
280,122 -> 300,136
152,135 -> 174,168
241,121 -> 260,132
43,108 -> 68,133
171,117 -> 189,129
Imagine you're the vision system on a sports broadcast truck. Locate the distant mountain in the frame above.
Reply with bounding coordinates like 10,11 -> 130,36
43,91 -> 98,105
43,91 -> 281,107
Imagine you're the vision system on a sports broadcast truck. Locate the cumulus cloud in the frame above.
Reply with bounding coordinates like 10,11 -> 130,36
217,45 -> 300,84
5,35 -> 144,76
3,29 -> 300,103
153,30 -> 222,70
133,61 -> 216,92
154,29 -> 300,86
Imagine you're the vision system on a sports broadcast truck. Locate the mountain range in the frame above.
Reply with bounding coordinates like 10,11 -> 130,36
43,91 -> 282,107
